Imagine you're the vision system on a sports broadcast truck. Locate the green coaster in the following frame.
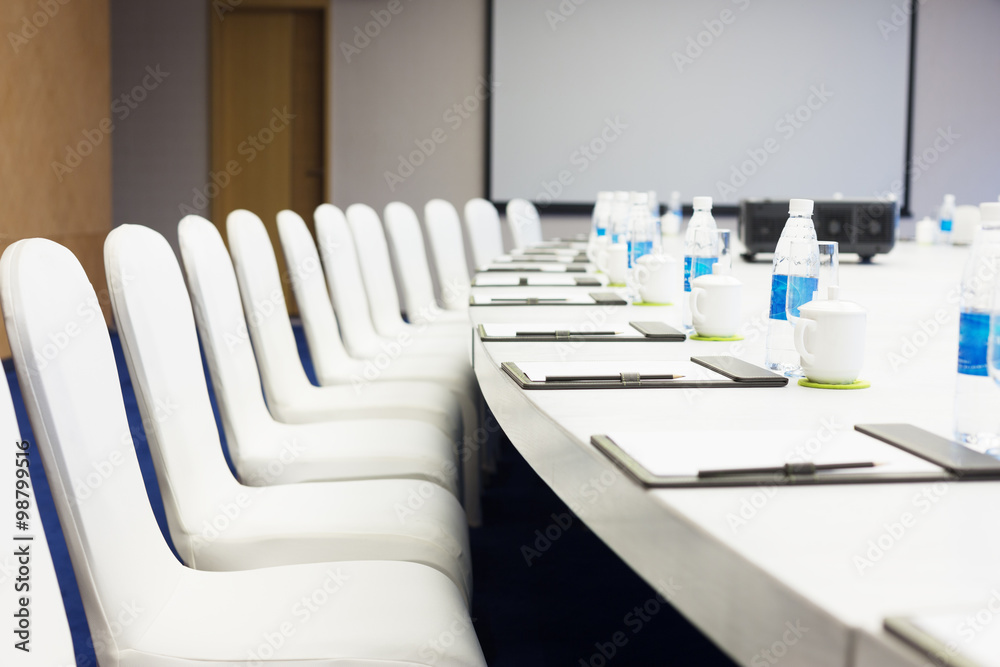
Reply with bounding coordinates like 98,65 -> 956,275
608,282 -> 627,288
798,379 -> 870,390
633,301 -> 673,306
690,334 -> 744,341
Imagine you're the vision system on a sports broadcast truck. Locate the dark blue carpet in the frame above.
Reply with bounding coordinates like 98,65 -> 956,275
4,327 -> 735,666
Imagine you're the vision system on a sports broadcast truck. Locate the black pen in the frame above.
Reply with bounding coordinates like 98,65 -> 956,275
545,374 -> 685,382
697,461 -> 878,478
515,331 -> 622,336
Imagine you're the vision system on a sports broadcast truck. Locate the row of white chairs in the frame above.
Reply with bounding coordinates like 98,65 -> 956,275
0,199 -> 507,664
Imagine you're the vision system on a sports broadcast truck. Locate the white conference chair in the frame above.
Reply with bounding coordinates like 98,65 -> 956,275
0,238 -> 486,667
346,203 -> 468,341
278,209 -> 483,525
224,210 -> 460,437
383,202 -> 469,323
0,372 -> 74,666
176,215 -> 460,496
463,198 -> 505,267
506,198 -> 544,250
424,199 -> 472,311
105,224 -> 470,597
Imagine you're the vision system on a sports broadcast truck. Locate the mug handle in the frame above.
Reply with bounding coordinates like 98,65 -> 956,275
794,319 -> 817,366
690,287 -> 705,327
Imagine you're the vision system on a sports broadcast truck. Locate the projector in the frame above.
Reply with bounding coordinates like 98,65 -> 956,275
738,199 -> 898,262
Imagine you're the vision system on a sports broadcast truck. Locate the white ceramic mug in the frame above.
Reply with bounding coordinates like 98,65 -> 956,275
606,243 -> 628,285
793,287 -> 866,384
634,253 -> 675,304
689,270 -> 742,337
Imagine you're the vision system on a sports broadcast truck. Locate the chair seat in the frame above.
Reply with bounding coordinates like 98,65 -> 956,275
238,418 -> 461,496
125,560 -> 485,666
265,379 -> 461,441
184,477 -> 471,600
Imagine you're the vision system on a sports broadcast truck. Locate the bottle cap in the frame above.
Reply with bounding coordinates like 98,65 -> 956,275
669,191 -> 681,206
712,262 -> 731,276
597,191 -> 613,201
692,196 -> 712,210
614,191 -> 629,201
944,194 -> 956,205
789,199 -> 814,215
633,192 -> 648,205
980,202 -> 1000,223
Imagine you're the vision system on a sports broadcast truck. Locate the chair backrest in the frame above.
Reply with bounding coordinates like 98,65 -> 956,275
176,215 -> 277,468
1,239 -> 182,663
463,198 -> 505,267
277,209 -> 355,384
0,371 -> 74,665
506,198 -> 543,249
226,209 -> 318,415
424,199 -> 470,310
384,201 -> 439,323
313,204 -> 384,359
345,203 -> 406,337
105,225 -> 243,567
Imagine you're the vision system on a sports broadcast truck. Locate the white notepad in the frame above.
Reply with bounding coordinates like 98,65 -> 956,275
494,254 -> 575,263
515,360 -> 700,383
482,263 -> 578,273
604,429 -> 943,478
888,612 -> 1000,667
474,275 -> 592,287
470,292 -> 600,305
481,323 -> 646,338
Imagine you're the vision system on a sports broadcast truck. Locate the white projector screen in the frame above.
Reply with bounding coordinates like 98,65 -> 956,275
491,0 -> 913,208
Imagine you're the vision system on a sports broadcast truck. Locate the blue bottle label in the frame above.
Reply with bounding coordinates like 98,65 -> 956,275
958,311 -> 990,376
596,228 -> 607,236
769,275 -> 818,320
941,219 -> 953,232
684,256 -> 717,292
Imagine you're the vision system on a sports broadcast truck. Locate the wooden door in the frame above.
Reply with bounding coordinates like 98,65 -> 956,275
211,1 -> 327,313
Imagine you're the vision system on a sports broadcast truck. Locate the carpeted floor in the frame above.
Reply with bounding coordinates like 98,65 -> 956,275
5,327 -> 736,666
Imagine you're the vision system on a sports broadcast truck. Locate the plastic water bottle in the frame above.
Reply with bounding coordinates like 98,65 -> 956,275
588,192 -> 613,263
682,196 -> 718,331
629,193 -> 655,268
610,191 -> 630,245
954,202 -> 1000,455
647,190 -> 661,238
764,199 -> 818,373
663,190 -> 683,237
939,194 -> 955,244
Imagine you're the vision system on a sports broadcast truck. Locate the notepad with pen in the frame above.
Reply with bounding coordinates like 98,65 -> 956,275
472,274 -> 603,287
501,356 -> 787,389
479,321 -> 685,342
470,291 -> 627,306
590,423 -> 1000,488
480,263 -> 590,273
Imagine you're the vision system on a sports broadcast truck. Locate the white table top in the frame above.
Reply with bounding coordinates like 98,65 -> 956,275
469,237 -> 1000,667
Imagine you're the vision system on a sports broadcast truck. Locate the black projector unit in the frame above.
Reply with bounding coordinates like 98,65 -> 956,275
738,199 -> 898,263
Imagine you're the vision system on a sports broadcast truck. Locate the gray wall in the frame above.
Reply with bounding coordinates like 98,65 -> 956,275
110,0 -> 999,250
110,0 -> 209,254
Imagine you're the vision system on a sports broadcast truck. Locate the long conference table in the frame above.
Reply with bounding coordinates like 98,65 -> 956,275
467,233 -> 1000,667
